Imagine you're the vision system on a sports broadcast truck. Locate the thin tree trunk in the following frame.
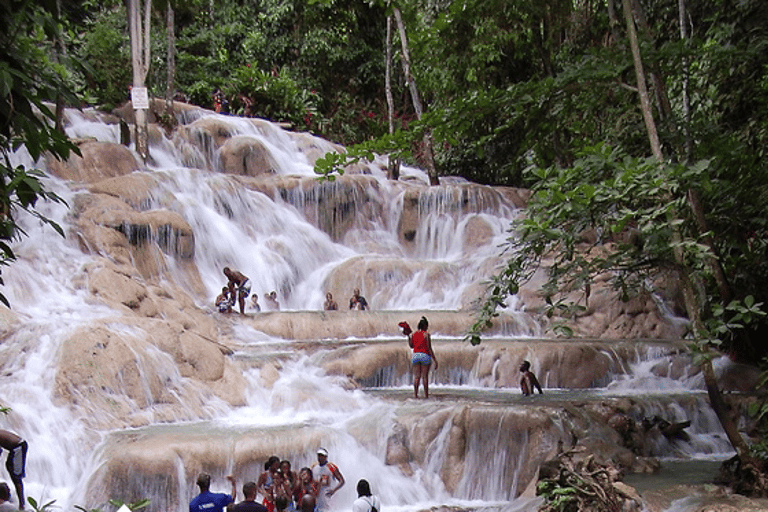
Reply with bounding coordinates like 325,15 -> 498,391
678,0 -> 693,161
164,0 -> 176,123
54,0 -> 66,133
630,0 -> 672,120
129,0 -> 151,162
385,13 -> 399,181
621,0 -> 662,161
393,7 -> 439,185
622,0 -> 752,470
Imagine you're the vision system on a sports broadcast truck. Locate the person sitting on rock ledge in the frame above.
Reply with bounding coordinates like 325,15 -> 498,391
264,291 -> 280,311
250,293 -> 261,312
216,286 -> 233,314
519,360 -> 543,396
349,288 -> 369,310
323,292 -> 338,311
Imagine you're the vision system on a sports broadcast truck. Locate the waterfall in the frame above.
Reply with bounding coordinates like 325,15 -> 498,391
0,106 -> 744,512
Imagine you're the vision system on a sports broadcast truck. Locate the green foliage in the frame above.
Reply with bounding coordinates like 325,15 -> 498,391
224,65 -> 319,127
466,142 -> 766,348
27,496 -> 56,512
75,498 -> 150,512
536,480 -> 579,512
1,0 -> 76,307
75,5 -> 130,108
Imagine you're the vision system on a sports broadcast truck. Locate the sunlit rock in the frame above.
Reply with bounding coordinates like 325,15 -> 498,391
88,173 -> 159,210
46,140 -> 140,183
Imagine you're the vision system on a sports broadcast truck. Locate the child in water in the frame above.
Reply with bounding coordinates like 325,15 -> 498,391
519,360 -> 543,396
215,287 -> 233,314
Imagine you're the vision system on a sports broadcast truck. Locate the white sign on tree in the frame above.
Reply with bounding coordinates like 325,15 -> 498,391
131,86 -> 149,109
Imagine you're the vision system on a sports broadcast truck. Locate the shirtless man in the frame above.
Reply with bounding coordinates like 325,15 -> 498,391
223,267 -> 251,315
0,430 -> 26,510
519,360 -> 543,396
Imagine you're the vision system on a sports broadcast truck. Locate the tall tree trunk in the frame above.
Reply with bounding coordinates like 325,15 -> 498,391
385,13 -> 400,181
129,0 -> 151,163
630,0 -> 673,121
622,0 -> 753,471
678,0 -> 693,161
393,7 -> 439,186
53,0 -> 66,133
164,0 -> 176,123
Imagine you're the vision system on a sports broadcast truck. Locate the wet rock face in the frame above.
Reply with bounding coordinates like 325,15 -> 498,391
54,317 -> 247,430
219,136 -> 277,176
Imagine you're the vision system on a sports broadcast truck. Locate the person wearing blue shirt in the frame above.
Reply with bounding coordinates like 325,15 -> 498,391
190,473 -> 236,512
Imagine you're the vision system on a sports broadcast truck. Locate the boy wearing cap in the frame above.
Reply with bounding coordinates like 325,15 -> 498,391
190,473 -> 236,512
311,448 -> 344,512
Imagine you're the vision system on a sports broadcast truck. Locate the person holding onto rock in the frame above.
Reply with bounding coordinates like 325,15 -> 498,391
406,317 -> 438,399
223,267 -> 251,315
0,430 -> 26,511
0,482 -> 17,511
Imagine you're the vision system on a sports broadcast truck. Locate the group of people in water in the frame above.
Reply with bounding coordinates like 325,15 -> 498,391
190,448 -> 379,512
215,268 -> 543,400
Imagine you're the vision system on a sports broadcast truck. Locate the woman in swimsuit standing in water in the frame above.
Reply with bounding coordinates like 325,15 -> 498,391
408,316 -> 438,398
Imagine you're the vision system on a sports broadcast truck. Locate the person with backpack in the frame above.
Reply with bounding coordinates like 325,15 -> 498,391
352,479 -> 380,512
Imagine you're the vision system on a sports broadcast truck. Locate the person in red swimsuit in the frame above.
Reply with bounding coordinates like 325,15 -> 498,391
407,316 -> 438,398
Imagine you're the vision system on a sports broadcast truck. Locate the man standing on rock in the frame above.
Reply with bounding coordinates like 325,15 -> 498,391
223,267 -> 251,315
190,473 -> 235,512
0,430 -> 26,510
311,448 -> 344,512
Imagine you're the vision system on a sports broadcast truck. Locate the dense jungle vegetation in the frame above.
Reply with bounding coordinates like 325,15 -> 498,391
3,0 -> 768,497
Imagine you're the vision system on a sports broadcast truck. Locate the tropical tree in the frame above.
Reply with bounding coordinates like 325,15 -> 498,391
466,0 -> 768,495
128,0 -> 152,162
0,0 -> 77,307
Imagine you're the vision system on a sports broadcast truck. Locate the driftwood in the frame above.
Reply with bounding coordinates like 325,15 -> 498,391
537,445 -> 643,512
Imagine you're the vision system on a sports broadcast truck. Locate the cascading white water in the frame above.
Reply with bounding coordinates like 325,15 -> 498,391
0,107 -> 740,512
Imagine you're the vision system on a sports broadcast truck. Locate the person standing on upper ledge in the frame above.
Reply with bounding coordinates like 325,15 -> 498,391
223,267 -> 251,315
519,360 -> 543,396
349,288 -> 369,310
407,316 -> 438,399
